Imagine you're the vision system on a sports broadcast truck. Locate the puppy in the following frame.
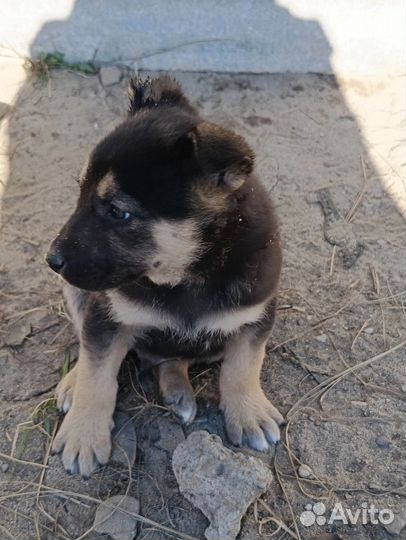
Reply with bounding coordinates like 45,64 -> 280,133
46,76 -> 283,477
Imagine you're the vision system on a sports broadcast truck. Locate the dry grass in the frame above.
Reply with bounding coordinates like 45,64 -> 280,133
345,155 -> 370,223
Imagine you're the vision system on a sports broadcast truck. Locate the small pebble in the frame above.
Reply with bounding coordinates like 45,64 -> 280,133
1,463 -> 9,473
316,334 -> 328,343
4,320 -> 31,347
364,327 -> 375,334
93,495 -> 140,540
350,400 -> 367,408
401,385 -> 406,393
298,464 -> 313,479
376,436 -> 391,449
99,66 -> 122,87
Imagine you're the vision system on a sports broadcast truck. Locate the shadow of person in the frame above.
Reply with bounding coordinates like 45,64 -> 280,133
0,3 -> 405,540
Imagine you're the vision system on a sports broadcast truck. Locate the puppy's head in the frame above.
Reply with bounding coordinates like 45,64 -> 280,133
46,76 -> 254,291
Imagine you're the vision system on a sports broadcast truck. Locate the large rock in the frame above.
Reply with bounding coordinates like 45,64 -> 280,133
172,431 -> 273,540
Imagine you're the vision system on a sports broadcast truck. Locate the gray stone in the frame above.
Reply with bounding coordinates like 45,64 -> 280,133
111,411 -> 137,467
384,509 -> 406,536
155,415 -> 185,455
375,436 -> 391,450
99,66 -> 122,87
172,430 -> 273,540
298,464 -> 313,479
93,494 -> 140,540
4,319 -> 31,347
1,463 -> 10,473
316,334 -> 328,343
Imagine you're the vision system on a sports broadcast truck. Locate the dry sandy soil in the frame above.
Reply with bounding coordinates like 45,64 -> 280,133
0,65 -> 405,540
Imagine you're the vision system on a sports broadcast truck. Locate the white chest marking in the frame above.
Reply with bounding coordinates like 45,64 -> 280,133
107,290 -> 266,337
107,290 -> 173,329
196,303 -> 266,334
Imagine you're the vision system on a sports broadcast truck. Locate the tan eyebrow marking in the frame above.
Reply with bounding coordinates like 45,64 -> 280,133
96,173 -> 116,198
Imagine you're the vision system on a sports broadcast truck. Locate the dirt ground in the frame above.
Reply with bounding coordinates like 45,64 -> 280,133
0,66 -> 405,540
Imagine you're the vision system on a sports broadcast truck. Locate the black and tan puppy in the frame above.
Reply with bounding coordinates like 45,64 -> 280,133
46,76 -> 283,477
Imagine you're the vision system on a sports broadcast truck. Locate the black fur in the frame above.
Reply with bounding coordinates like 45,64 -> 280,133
128,75 -> 195,115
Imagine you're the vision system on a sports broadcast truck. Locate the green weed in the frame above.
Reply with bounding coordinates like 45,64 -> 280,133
24,50 -> 98,82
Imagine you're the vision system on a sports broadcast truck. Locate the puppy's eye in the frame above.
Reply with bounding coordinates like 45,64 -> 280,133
109,204 -> 130,221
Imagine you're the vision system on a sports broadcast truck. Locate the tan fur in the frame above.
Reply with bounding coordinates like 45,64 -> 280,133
157,359 -> 197,423
145,219 -> 203,286
78,158 -> 89,186
52,332 -> 132,477
190,181 -> 229,213
96,173 -> 116,198
219,330 -> 284,450
56,365 -> 77,413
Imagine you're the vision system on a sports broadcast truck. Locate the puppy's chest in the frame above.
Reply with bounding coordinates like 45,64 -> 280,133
107,290 -> 265,339
135,326 -> 227,361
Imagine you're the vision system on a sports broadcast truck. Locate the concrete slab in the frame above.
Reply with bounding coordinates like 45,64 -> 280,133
0,1 -> 404,77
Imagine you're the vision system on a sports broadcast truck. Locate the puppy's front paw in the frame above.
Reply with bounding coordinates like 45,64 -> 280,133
56,367 -> 77,413
52,406 -> 114,478
162,380 -> 197,424
221,389 -> 284,452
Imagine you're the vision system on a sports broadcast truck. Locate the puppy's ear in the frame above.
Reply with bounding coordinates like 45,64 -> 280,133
173,130 -> 197,160
216,155 -> 253,191
128,75 -> 193,115
197,122 -> 255,192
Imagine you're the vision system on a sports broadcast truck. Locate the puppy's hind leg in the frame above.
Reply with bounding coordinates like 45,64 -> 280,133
157,359 -> 197,424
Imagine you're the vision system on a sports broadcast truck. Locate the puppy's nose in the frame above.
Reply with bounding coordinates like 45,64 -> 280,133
46,252 -> 65,273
